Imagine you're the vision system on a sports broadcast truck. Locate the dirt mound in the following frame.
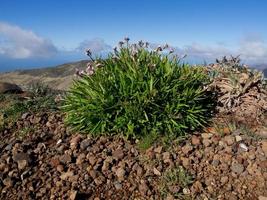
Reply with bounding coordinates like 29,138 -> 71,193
0,82 -> 22,94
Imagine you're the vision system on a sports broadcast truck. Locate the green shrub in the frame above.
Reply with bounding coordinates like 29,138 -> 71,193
62,39 -> 214,138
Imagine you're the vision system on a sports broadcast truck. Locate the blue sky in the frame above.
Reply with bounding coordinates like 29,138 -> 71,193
1,0 -> 267,71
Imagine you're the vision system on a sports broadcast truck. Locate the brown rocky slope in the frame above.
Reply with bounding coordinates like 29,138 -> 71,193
0,108 -> 267,199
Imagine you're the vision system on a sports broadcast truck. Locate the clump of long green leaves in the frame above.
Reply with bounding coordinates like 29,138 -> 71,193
62,39 -> 214,138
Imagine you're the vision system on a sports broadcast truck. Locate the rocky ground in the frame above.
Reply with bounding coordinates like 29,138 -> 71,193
1,110 -> 267,200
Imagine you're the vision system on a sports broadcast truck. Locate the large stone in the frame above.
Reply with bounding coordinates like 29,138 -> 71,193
0,82 -> 22,94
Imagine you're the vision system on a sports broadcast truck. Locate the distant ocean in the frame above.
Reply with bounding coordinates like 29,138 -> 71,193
0,57 -> 85,73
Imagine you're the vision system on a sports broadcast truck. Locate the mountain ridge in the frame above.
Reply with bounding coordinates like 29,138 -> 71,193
0,60 -> 89,90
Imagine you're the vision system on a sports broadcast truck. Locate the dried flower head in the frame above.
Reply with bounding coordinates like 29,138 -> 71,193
86,49 -> 92,56
113,47 -> 118,54
124,36 -> 130,43
138,40 -> 144,47
118,41 -> 124,48
163,43 -> 169,49
156,45 -> 163,52
131,43 -> 138,51
169,48 -> 175,54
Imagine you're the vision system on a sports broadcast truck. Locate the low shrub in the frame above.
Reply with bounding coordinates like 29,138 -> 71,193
62,39 -> 214,139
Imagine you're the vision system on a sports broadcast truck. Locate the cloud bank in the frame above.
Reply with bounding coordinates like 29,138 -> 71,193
0,22 -> 58,58
76,38 -> 112,54
1,22 -> 267,71
173,34 -> 267,65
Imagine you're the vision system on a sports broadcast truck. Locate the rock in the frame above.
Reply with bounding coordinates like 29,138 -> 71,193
80,139 -> 91,150
182,145 -> 193,154
191,135 -> 201,146
139,180 -> 149,196
112,149 -> 124,160
13,152 -> 31,170
0,82 -> 22,94
88,156 -> 97,167
145,147 -> 155,159
17,160 -> 28,170
102,160 -> 110,171
224,136 -> 235,146
235,135 -> 242,142
0,163 -> 6,171
57,165 -> 64,172
89,170 -> 97,179
153,167 -> 161,176
3,177 -> 13,187
94,175 -> 105,186
50,157 -> 60,167
76,153 -> 85,165
136,165 -> 144,176
201,133 -> 213,139
203,139 -> 211,147
168,185 -> 180,193
60,171 -> 74,181
21,112 -> 30,120
114,182 -> 122,190
183,188 -> 190,195
154,146 -> 163,154
262,141 -> 267,156
60,154 -> 72,164
231,162 -> 244,174
70,135 -> 81,149
220,176 -> 229,185
181,157 -> 190,168
162,152 -> 171,163
211,159 -> 220,166
70,190 -> 77,200
166,194 -> 175,200
239,143 -> 248,152
116,167 -> 126,181
259,196 -> 267,200
5,144 -> 13,151
256,130 -> 267,138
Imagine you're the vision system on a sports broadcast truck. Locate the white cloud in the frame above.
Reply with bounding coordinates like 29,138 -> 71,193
76,38 -> 112,54
171,34 -> 267,65
238,34 -> 267,63
0,22 -> 57,59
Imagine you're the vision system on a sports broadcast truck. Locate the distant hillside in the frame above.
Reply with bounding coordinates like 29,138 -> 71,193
252,64 -> 267,77
0,60 -> 89,90
1,60 -> 266,91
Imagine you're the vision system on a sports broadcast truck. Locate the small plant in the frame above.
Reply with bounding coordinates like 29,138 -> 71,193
138,130 -> 159,150
0,83 -> 61,130
25,81 -> 62,111
206,56 -> 267,114
62,38 -> 214,139
159,166 -> 193,199
16,127 -> 34,139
